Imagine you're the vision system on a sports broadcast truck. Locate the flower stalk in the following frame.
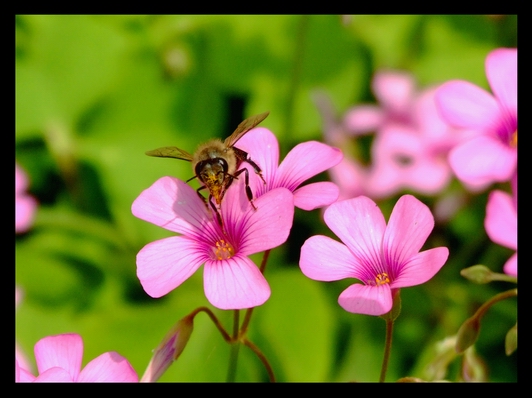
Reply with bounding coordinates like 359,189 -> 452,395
455,288 -> 517,353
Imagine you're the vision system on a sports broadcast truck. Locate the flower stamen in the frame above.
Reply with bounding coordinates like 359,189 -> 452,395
213,239 -> 235,260
510,130 -> 517,148
375,272 -> 390,285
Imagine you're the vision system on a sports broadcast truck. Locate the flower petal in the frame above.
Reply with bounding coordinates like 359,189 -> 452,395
78,352 -> 138,382
276,141 -> 342,191
15,194 -> 37,233
372,70 -> 416,116
234,127 -> 280,187
383,195 -> 434,269
16,359 -> 36,382
203,255 -> 270,309
485,190 -> 517,249
338,283 -> 392,316
34,367 -> 74,382
300,235 -> 359,281
324,196 -> 386,270
503,252 -> 517,278
343,105 -> 385,135
228,187 -> 294,256
132,176 -> 211,236
449,136 -> 517,186
435,80 -> 500,131
34,334 -> 83,381
368,124 -> 421,198
136,236 -> 205,298
293,181 -> 339,210
486,48 -> 517,117
328,157 -> 369,201
392,247 -> 449,288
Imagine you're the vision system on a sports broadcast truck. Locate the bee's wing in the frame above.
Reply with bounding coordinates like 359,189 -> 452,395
145,146 -> 193,162
224,111 -> 270,147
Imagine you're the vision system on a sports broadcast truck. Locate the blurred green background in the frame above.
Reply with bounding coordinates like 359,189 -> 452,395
15,15 -> 517,382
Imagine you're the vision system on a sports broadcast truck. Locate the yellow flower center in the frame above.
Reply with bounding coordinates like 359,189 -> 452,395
214,239 -> 235,260
510,130 -> 517,148
374,272 -> 390,286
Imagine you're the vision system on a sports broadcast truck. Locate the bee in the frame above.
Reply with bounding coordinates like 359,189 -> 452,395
146,111 -> 269,227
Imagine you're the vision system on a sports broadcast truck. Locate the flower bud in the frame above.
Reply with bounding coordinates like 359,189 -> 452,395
423,336 -> 458,381
460,265 -> 493,284
140,315 -> 194,382
455,316 -> 480,354
461,347 -> 487,382
505,323 -> 517,356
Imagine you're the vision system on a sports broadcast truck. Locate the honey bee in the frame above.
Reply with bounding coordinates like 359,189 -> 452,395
146,111 -> 269,227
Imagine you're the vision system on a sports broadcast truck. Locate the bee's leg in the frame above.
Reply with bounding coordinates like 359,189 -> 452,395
208,195 -> 224,227
232,147 -> 266,185
233,168 -> 257,210
196,186 -> 209,208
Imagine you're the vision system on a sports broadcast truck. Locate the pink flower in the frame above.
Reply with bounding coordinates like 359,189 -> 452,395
132,175 -> 294,310
367,88 -> 467,198
15,333 -> 138,382
326,71 -> 466,199
484,188 -> 517,277
435,48 -> 517,188
299,195 -> 449,316
235,127 -> 343,210
16,162 -> 37,233
345,71 -> 470,197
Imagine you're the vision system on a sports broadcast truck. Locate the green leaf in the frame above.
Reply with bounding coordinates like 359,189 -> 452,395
252,268 -> 335,382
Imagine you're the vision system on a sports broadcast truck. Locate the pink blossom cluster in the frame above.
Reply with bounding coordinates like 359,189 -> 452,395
316,47 -> 517,280
436,48 -> 517,277
319,71 -> 471,201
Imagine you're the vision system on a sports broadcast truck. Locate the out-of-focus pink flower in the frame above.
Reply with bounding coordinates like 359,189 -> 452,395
436,48 -> 517,188
367,87 -> 471,198
132,176 -> 294,310
323,71 -> 467,199
15,333 -> 138,382
327,157 -> 370,202
16,163 -> 37,233
484,186 -> 517,277
236,127 -> 342,210
299,195 -> 449,316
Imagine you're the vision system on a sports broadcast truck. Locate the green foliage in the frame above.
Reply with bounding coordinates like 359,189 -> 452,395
16,15 -> 517,382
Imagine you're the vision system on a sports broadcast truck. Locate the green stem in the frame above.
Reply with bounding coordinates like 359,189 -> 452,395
379,318 -> 394,382
242,338 -> 276,382
226,310 -> 241,382
191,306 -> 231,342
259,249 -> 271,274
473,288 -> 518,321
